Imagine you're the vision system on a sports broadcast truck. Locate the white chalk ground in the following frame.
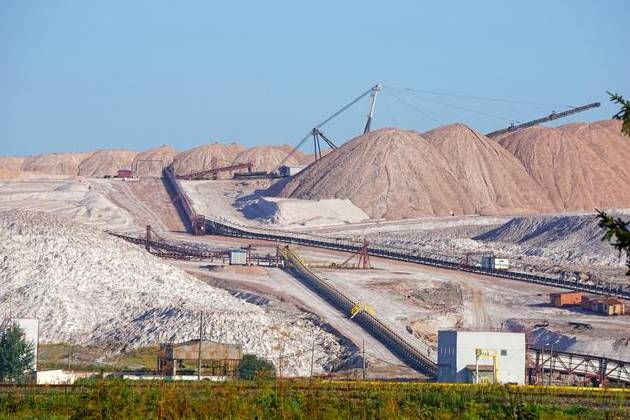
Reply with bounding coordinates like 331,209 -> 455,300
0,210 -> 345,376
0,178 -> 136,231
181,180 -> 369,228
181,180 -> 269,227
241,196 -> 369,227
2,177 -> 629,369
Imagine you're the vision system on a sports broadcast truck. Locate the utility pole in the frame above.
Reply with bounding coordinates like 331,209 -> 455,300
145,225 -> 151,252
548,345 -> 554,386
362,340 -> 366,380
309,341 -> 315,379
67,345 -> 72,371
197,312 -> 203,381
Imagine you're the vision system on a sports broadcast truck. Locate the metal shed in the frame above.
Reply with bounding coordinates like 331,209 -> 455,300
157,340 -> 242,377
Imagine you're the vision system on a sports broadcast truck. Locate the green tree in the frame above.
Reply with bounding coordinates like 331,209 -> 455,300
0,323 -> 35,383
237,354 -> 276,380
597,210 -> 630,275
607,92 -> 630,136
597,93 -> 630,274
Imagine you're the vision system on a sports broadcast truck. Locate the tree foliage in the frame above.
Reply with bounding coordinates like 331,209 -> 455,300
237,354 -> 276,380
597,209 -> 630,275
0,323 -> 35,383
607,92 -> 630,136
596,92 -> 630,274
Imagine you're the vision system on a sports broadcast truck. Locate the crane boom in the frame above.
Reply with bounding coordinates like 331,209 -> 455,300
279,84 -> 381,167
486,102 -> 600,138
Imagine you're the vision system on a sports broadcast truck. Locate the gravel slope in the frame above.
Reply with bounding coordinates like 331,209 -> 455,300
277,128 -> 476,219
424,123 -> 555,215
499,120 -> 630,211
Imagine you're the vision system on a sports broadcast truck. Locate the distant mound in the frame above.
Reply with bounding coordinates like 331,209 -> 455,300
499,120 -> 630,211
0,156 -> 25,172
77,149 -> 138,177
423,124 -> 556,215
474,212 -> 629,268
22,152 -> 91,176
172,142 -> 244,177
132,145 -> 177,177
276,128 -> 475,219
275,144 -> 310,164
235,146 -> 303,172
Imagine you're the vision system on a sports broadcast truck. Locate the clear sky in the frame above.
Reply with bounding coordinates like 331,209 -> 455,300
2,1 -> 629,156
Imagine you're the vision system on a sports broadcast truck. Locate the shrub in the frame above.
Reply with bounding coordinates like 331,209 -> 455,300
237,354 -> 276,380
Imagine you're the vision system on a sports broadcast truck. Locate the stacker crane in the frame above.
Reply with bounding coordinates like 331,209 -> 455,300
485,102 -> 600,138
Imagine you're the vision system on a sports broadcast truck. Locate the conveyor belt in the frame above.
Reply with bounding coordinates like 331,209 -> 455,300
158,170 -> 630,384
204,219 -> 630,301
280,246 -> 437,376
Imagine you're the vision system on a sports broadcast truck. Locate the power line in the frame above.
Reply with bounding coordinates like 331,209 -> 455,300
383,89 -> 441,124
384,85 -> 574,109
390,88 -> 521,123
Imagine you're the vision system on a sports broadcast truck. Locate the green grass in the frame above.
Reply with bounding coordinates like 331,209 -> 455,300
1,380 -> 628,419
37,344 -> 159,373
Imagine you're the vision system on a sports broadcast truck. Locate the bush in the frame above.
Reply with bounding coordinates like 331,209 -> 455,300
237,354 -> 276,380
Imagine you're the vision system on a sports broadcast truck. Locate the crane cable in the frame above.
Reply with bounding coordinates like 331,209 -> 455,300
382,89 -> 441,123
279,83 -> 571,164
386,86 -> 520,123
384,85 -> 575,109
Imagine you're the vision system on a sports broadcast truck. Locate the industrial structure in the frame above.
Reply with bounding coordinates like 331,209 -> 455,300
176,162 -> 253,181
582,296 -> 626,316
95,83 -> 628,385
104,165 -> 630,385
485,102 -> 601,138
550,291 -> 584,307
157,340 -> 242,377
481,256 -> 509,271
437,331 -> 526,384
550,292 -> 626,316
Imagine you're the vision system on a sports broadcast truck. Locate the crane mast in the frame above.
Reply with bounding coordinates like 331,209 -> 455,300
363,84 -> 382,134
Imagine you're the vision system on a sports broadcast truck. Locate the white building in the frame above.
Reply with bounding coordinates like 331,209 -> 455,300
36,369 -> 96,385
481,256 -> 509,270
437,330 -> 525,384
11,318 -> 39,371
229,249 -> 248,265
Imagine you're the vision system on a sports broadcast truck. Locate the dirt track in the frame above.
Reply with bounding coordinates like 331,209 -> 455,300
108,179 -> 186,233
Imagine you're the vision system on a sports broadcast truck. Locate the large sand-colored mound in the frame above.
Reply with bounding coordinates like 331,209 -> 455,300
0,168 -> 20,180
499,120 -> 630,211
277,128 -> 476,219
423,124 -> 556,215
0,157 -> 26,172
77,149 -> 138,177
171,142 -> 245,177
22,152 -> 92,176
275,144 -> 313,166
235,146 -> 303,172
132,145 -> 177,177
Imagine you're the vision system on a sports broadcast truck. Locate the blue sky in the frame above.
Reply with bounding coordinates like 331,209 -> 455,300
1,1 -> 629,156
